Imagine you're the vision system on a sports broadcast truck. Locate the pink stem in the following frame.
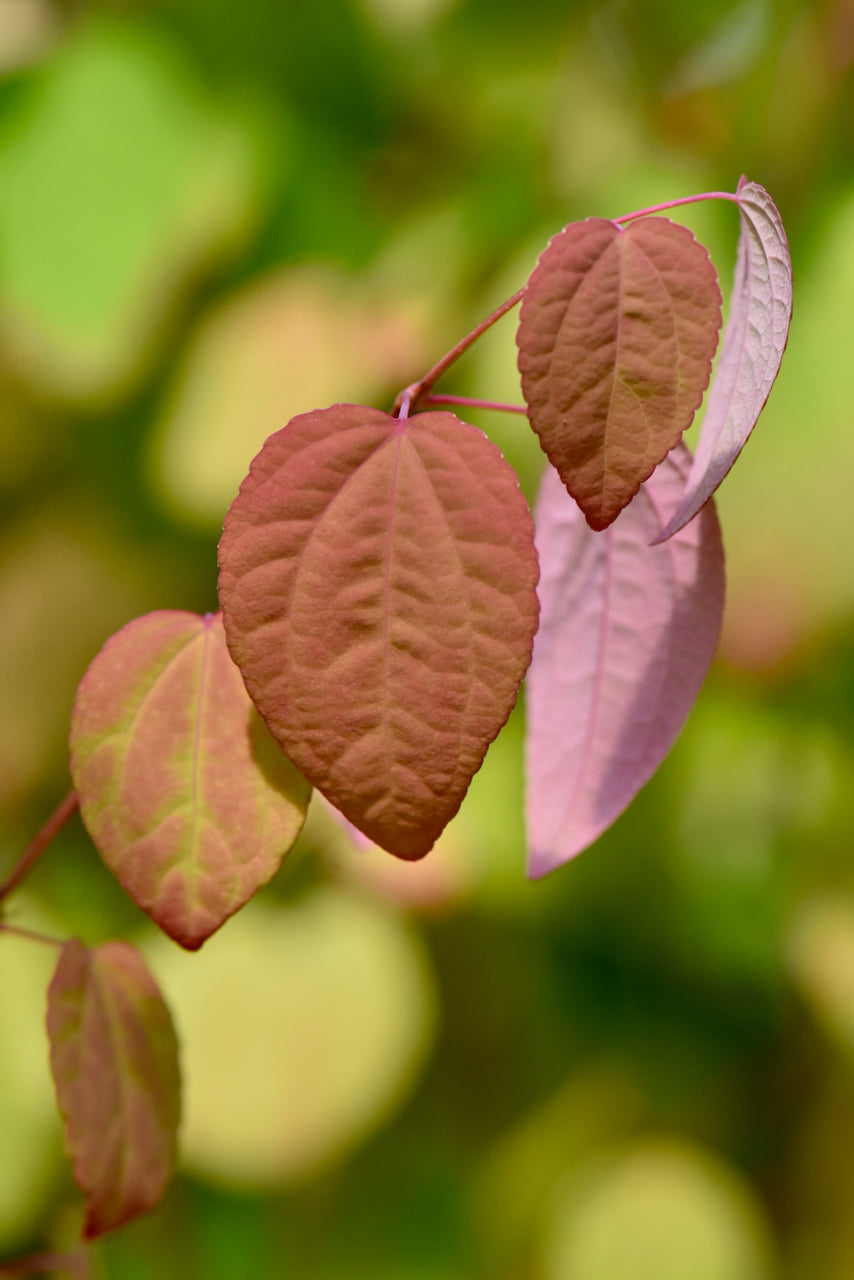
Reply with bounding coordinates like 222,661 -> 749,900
613,190 -> 739,224
0,790 -> 79,903
393,288 -> 524,417
392,185 -> 738,419
422,395 -> 529,415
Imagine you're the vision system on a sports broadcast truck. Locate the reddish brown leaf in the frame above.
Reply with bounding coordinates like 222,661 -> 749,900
47,939 -> 180,1239
517,216 -> 722,530
70,610 -> 309,950
218,403 -> 539,860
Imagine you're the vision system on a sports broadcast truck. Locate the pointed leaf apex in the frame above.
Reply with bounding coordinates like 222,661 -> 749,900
219,404 -> 539,857
517,216 -> 722,530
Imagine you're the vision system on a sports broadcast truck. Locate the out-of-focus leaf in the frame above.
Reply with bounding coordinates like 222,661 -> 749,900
143,892 -> 436,1189
0,17 -> 265,401
0,500 -> 157,813
0,0 -> 58,73
218,404 -> 539,860
46,938 -> 180,1238
0,909 -> 65,1250
655,179 -> 792,541
69,610 -> 309,950
526,444 -> 724,876
474,1065 -> 646,1275
543,1139 -> 774,1280
150,265 -> 429,525
788,897 -> 854,1056
517,216 -> 721,530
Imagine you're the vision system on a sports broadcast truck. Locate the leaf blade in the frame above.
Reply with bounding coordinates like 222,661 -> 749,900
70,610 -> 310,949
654,179 -> 793,540
526,444 -> 725,874
218,404 -> 540,859
47,939 -> 181,1238
517,217 -> 722,530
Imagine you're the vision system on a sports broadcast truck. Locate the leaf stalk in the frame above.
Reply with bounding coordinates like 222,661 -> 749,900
0,790 -> 79,904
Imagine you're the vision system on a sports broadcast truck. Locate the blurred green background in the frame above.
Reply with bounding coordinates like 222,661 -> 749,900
2,0 -> 854,1276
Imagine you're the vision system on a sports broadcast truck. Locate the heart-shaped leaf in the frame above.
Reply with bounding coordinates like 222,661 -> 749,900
69,610 -> 309,949
47,939 -> 180,1238
218,403 -> 540,860
517,217 -> 722,530
654,178 -> 793,541
526,444 -> 725,875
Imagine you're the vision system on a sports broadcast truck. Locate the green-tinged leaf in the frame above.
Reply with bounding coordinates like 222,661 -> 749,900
517,217 -> 722,530
218,404 -> 540,860
46,939 -> 180,1238
69,610 -> 309,949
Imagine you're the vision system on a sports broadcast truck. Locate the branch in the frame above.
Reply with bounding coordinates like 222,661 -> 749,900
0,791 -> 79,904
612,190 -> 739,224
393,288 -> 524,417
391,184 -> 739,416
421,394 -> 528,415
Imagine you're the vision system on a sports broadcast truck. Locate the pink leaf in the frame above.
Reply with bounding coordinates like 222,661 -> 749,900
70,610 -> 309,949
517,217 -> 722,530
47,939 -> 181,1239
525,444 -> 725,875
654,179 -> 793,541
218,403 -> 540,860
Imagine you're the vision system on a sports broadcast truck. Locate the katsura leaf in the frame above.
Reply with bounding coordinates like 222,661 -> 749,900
654,178 -> 793,541
517,217 -> 722,530
218,403 -> 540,860
526,444 -> 725,875
69,610 -> 309,950
46,939 -> 181,1238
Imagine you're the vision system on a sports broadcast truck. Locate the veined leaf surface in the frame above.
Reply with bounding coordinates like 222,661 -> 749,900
47,939 -> 180,1238
218,404 -> 540,860
517,217 -> 722,530
526,445 -> 725,875
70,610 -> 309,949
655,178 -> 793,540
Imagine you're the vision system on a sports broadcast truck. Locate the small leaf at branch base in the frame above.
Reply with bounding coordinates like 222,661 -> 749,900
526,444 -> 725,875
218,403 -> 540,860
70,610 -> 310,950
654,178 -> 793,541
47,939 -> 181,1239
517,216 -> 722,531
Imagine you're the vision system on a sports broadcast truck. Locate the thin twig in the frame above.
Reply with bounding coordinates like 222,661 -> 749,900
612,190 -> 739,224
392,288 -> 524,416
422,394 -> 529,415
391,184 -> 738,415
0,790 -> 79,903
0,922 -> 63,948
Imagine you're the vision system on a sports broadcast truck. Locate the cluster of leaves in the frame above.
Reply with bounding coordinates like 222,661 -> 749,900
0,177 -> 792,1255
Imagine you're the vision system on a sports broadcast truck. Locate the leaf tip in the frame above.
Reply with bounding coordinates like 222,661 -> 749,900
526,840 -> 584,880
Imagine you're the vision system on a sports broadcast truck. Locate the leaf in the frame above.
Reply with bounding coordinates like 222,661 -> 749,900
69,610 -> 309,950
525,444 -> 725,875
517,216 -> 722,531
218,403 -> 540,860
46,939 -> 180,1238
654,178 -> 793,541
